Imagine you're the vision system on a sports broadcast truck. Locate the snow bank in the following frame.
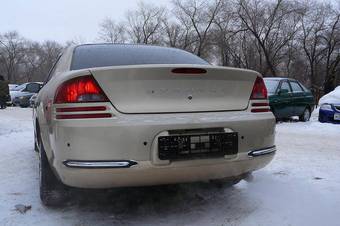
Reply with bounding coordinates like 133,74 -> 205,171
319,86 -> 340,105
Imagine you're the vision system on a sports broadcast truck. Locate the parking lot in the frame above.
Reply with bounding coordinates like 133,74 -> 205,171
0,107 -> 339,226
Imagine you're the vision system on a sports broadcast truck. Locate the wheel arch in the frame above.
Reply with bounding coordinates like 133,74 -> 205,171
35,115 -> 54,162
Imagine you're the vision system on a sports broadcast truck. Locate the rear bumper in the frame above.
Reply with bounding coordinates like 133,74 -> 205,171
59,150 -> 275,188
319,109 -> 340,124
45,109 -> 276,188
63,146 -> 276,169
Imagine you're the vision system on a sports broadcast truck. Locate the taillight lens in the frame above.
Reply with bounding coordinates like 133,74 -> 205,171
250,76 -> 270,113
250,77 -> 268,100
54,75 -> 109,104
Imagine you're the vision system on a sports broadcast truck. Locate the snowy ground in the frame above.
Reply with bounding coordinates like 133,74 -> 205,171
0,107 -> 339,226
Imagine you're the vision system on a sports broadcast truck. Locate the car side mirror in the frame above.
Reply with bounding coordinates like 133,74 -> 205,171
278,89 -> 289,95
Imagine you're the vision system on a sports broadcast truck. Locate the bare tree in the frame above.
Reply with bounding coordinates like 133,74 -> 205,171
237,0 -> 302,76
126,2 -> 165,44
213,3 -> 251,67
21,40 -> 62,82
173,0 -> 223,57
162,18 -> 197,51
0,0 -> 339,92
0,31 -> 25,82
98,18 -> 126,43
299,1 -> 328,88
323,12 -> 340,93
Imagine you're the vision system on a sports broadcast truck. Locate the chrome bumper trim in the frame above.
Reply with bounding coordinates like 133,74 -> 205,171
248,146 -> 276,157
63,160 -> 137,169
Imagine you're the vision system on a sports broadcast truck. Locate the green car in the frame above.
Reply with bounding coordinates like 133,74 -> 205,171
264,78 -> 315,121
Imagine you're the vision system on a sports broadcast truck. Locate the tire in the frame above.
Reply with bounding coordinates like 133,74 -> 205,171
39,140 -> 69,207
299,107 -> 311,122
34,122 -> 40,153
34,141 -> 39,152
271,108 -> 281,122
318,115 -> 326,123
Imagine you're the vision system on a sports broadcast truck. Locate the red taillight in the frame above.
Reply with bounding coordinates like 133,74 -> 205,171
250,76 -> 270,113
252,103 -> 269,107
250,77 -> 268,100
56,113 -> 112,119
56,106 -> 107,113
251,108 -> 270,113
54,75 -> 109,104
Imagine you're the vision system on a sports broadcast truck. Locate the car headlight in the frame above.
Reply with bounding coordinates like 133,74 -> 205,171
320,104 -> 333,111
19,96 -> 25,100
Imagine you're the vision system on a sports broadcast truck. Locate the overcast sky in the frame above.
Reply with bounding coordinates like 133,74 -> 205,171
0,0 -> 170,44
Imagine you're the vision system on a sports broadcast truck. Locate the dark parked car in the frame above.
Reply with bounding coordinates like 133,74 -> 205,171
264,78 -> 315,121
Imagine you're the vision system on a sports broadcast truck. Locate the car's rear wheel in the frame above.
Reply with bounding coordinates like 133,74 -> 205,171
299,107 -> 311,122
39,140 -> 69,207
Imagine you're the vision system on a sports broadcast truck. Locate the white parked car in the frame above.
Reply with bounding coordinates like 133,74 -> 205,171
33,44 -> 276,206
8,84 -> 19,91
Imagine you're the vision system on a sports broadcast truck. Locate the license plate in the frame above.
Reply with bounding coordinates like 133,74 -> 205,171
334,113 -> 340,121
158,132 -> 238,160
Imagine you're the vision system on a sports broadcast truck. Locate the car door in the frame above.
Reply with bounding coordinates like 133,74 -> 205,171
271,80 -> 293,118
289,80 -> 306,116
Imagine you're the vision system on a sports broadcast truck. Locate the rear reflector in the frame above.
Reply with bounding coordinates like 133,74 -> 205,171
171,68 -> 207,74
252,103 -> 269,107
56,106 -> 107,113
54,75 -> 109,104
56,113 -> 112,119
251,108 -> 271,113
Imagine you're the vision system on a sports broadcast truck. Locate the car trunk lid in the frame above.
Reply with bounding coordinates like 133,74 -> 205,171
90,65 -> 259,114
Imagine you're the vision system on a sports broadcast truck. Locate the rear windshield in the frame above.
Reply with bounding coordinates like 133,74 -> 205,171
264,80 -> 280,93
71,44 -> 209,70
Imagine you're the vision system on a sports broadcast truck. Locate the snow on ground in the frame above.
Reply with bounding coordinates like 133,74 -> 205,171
0,107 -> 339,226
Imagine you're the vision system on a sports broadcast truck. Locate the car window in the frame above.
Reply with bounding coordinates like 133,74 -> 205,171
280,81 -> 291,92
26,83 -> 41,93
264,80 -> 280,93
71,44 -> 209,70
290,81 -> 304,92
299,83 -> 309,92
